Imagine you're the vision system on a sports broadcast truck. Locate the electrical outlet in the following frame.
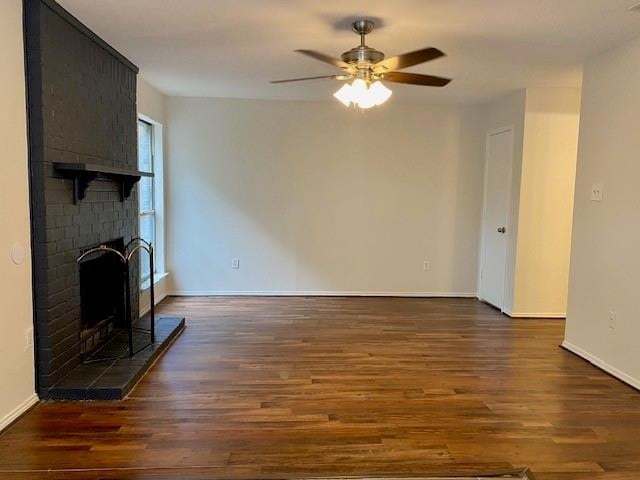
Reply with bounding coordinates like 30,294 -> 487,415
591,183 -> 603,201
231,258 -> 240,269
25,327 -> 33,350
609,311 -> 617,330
423,261 -> 430,271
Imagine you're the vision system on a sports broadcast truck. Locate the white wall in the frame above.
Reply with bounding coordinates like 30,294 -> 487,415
564,34 -> 640,389
137,77 -> 170,313
138,76 -> 166,124
515,88 -> 581,317
0,0 -> 38,430
166,97 -> 485,295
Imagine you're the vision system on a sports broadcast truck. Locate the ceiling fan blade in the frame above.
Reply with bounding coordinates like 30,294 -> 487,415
376,47 -> 445,71
295,49 -> 350,69
270,75 -> 341,84
383,71 -> 451,87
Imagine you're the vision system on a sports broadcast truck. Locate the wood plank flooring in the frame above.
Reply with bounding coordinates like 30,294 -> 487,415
1,296 -> 639,480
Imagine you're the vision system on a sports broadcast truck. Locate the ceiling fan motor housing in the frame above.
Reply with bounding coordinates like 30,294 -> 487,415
341,46 -> 385,66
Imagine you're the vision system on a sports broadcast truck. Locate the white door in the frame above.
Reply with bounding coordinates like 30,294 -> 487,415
479,128 -> 513,309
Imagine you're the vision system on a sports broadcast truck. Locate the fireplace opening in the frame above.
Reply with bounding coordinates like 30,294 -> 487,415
79,238 -> 125,355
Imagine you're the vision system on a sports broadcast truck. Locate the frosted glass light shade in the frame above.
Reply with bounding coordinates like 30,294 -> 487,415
369,81 -> 392,105
350,79 -> 368,105
357,94 -> 377,109
333,83 -> 353,107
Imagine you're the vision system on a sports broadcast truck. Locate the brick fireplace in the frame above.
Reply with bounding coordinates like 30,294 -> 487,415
24,0 -> 183,399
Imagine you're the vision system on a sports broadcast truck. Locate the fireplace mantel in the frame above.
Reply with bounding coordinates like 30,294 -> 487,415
54,162 -> 153,204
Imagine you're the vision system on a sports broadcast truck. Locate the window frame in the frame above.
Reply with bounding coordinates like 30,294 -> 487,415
138,119 -> 155,215
137,115 -> 165,285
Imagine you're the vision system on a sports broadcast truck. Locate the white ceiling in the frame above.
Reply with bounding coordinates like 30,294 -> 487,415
59,0 -> 640,105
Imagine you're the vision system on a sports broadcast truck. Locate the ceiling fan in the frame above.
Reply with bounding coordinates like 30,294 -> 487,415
271,19 -> 451,109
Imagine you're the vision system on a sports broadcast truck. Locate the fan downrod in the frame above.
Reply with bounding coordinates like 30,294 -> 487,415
342,19 -> 384,66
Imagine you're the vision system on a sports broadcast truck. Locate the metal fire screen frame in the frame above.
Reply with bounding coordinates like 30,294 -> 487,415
76,237 -> 155,363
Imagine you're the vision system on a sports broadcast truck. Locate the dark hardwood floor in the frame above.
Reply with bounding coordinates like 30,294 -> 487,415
1,296 -> 639,480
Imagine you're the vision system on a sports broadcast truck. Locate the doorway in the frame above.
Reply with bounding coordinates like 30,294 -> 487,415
479,127 -> 513,310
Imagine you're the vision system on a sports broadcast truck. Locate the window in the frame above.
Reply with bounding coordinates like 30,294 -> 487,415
137,118 -> 158,282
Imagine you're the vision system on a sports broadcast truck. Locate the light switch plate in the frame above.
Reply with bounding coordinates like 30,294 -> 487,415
591,183 -> 603,201
11,242 -> 26,265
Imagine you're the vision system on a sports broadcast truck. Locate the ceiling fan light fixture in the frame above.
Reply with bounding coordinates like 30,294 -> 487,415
273,19 -> 450,108
333,79 -> 392,109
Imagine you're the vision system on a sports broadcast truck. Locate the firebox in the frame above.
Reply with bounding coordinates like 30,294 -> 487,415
79,238 -> 125,355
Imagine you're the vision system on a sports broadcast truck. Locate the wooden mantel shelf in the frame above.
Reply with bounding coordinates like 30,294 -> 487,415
54,162 -> 153,204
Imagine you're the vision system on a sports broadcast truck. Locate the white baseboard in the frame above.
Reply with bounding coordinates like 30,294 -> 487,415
504,310 -> 566,319
1,393 -> 38,432
168,290 -> 478,298
562,340 -> 640,391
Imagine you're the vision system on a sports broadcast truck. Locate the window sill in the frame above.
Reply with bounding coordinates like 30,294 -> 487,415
141,271 -> 169,292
